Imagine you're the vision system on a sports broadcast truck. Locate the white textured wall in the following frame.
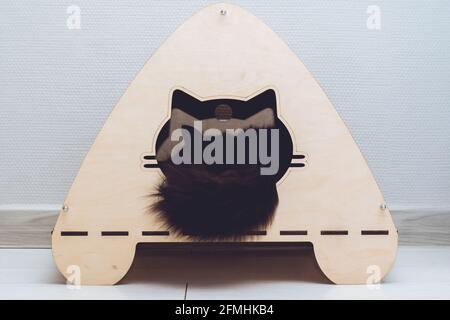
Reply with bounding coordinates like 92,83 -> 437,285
1,1 -> 449,210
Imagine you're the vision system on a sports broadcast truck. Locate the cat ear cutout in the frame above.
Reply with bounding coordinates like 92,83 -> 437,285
246,89 -> 277,113
52,3 -> 397,285
171,89 -> 202,111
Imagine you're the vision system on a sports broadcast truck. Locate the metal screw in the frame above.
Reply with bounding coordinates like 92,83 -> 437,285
380,203 -> 387,211
220,9 -> 227,15
62,204 -> 69,212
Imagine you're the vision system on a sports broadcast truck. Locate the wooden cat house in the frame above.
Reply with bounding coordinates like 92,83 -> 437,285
52,3 -> 398,285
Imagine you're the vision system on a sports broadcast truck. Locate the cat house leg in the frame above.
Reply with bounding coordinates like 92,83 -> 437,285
312,233 -> 398,284
52,234 -> 136,285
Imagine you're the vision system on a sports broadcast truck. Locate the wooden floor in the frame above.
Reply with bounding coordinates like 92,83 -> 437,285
1,246 -> 449,299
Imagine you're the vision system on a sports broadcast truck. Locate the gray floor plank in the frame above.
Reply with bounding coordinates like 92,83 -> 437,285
0,247 -> 449,299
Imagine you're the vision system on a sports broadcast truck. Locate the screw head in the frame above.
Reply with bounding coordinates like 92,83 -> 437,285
62,204 -> 69,212
380,203 -> 387,211
220,9 -> 227,15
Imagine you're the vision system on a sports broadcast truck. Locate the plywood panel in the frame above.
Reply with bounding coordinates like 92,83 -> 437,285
50,3 -> 398,284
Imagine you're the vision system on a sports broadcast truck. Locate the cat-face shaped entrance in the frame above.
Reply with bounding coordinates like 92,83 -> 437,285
150,88 -> 298,239
155,88 -> 295,180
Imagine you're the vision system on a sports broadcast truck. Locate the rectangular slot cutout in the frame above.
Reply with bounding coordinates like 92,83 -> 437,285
143,155 -> 156,160
290,163 -> 305,167
101,231 -> 129,236
292,155 -> 305,159
143,164 -> 159,168
142,231 -> 170,236
61,231 -> 88,237
361,230 -> 389,235
280,230 -> 308,235
321,230 -> 348,235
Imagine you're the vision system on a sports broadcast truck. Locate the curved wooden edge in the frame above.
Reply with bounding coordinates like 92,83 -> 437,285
51,235 -> 397,285
313,234 -> 398,284
52,235 -> 136,285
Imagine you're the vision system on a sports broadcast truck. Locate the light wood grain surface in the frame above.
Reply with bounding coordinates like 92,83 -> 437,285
0,209 -> 448,248
49,2 -> 398,285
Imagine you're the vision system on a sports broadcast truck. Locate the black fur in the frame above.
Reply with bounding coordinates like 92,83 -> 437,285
152,162 -> 278,240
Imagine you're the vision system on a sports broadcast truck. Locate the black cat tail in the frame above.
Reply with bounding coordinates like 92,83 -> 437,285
151,162 -> 278,240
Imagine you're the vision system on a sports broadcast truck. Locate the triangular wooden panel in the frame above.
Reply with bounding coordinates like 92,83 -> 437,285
52,3 -> 397,285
